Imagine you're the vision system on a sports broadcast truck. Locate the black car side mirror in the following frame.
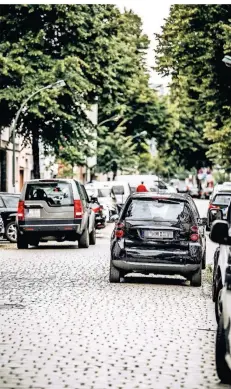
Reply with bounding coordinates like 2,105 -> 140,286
209,220 -> 230,245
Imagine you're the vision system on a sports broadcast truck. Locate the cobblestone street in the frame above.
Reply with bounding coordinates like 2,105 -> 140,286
0,201 -> 228,389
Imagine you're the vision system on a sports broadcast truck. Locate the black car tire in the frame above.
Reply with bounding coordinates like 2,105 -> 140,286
78,228 -> 89,249
190,265 -> 202,287
202,247 -> 206,270
17,234 -> 29,249
5,221 -> 17,243
89,227 -> 96,245
215,282 -> 223,324
109,261 -> 121,283
216,316 -> 231,384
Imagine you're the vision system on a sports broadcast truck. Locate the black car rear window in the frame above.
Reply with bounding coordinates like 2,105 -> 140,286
2,196 -> 19,208
213,194 -> 231,205
125,199 -> 187,222
25,182 -> 73,206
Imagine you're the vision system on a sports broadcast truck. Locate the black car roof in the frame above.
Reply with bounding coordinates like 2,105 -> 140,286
131,192 -> 190,201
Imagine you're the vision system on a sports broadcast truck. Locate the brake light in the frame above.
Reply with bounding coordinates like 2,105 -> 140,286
208,204 -> 220,210
74,200 -> 83,218
115,222 -> 125,239
190,226 -> 199,242
92,206 -> 100,213
17,201 -> 25,221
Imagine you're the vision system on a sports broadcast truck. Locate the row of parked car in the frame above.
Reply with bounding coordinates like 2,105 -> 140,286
207,182 -> 231,383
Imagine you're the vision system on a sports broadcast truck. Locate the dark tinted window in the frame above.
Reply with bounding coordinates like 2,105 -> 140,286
125,199 -> 187,221
213,194 -> 231,205
25,182 -> 73,206
2,196 -> 19,208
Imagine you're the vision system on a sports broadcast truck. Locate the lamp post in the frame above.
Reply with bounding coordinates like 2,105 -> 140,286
131,130 -> 147,140
222,55 -> 231,67
98,115 -> 121,127
10,80 -> 65,192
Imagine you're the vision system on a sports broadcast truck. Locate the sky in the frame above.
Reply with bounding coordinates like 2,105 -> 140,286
116,1 -> 172,87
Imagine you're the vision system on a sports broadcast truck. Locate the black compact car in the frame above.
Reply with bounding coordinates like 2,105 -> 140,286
0,192 -> 20,243
110,193 -> 206,286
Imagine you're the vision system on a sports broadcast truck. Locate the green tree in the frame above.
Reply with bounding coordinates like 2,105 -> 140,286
97,123 -> 139,179
155,5 -> 231,169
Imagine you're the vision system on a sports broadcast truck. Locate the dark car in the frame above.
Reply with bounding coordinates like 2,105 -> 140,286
206,190 -> 231,230
209,216 -> 231,384
90,196 -> 106,229
110,193 -> 206,286
0,192 -> 20,243
16,179 -> 96,249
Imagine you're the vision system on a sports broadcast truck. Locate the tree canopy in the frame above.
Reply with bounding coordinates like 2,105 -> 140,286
155,5 -> 231,170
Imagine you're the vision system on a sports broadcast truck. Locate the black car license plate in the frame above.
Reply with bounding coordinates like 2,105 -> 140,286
143,230 -> 173,239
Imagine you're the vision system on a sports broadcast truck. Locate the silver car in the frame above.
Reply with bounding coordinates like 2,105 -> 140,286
16,179 -> 96,249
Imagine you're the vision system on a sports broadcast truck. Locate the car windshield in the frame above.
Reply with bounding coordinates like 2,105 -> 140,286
125,199 -> 185,221
2,195 -> 19,208
25,182 -> 72,206
213,194 -> 231,205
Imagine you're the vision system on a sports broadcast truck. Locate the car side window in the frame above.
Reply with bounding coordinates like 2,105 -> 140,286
188,199 -> 199,218
81,185 -> 90,203
179,203 -> 193,225
0,197 -> 4,207
79,184 -> 87,208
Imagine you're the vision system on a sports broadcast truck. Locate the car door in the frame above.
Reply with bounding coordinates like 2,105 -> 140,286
78,183 -> 91,232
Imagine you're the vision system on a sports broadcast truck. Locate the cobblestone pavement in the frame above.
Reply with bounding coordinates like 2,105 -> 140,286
0,201 -> 228,389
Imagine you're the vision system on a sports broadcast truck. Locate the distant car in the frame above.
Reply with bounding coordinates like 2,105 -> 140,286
16,179 -> 96,249
188,184 -> 200,198
177,180 -> 189,194
110,193 -> 206,285
85,183 -> 117,221
0,192 -> 20,243
206,191 -> 231,230
85,189 -> 106,229
108,181 -> 131,208
209,217 -> 231,384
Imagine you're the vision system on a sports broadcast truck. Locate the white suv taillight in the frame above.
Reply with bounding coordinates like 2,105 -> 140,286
74,200 -> 83,219
17,201 -> 25,221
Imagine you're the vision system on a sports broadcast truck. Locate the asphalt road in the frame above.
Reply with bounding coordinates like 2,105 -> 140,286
0,200 -> 227,389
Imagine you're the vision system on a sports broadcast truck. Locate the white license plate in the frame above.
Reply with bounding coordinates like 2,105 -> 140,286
27,209 -> 41,218
143,230 -> 173,239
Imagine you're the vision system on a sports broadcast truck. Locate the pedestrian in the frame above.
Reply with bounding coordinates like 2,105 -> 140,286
136,181 -> 148,192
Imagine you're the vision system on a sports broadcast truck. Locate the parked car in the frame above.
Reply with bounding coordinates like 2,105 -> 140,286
209,217 -> 231,383
85,190 -> 106,229
0,192 -> 20,243
0,213 -> 4,239
188,184 -> 200,198
206,190 -> 231,230
110,193 -> 206,285
177,180 -> 189,194
85,183 -> 117,221
108,181 -> 131,208
16,179 -> 96,249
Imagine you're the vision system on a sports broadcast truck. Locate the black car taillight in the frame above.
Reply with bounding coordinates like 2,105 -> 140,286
115,222 -> 125,239
190,225 -> 199,242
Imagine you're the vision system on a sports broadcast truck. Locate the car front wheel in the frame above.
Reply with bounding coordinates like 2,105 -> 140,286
6,221 -> 17,243
216,315 -> 231,384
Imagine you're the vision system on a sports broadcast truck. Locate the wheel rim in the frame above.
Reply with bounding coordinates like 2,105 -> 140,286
7,223 -> 17,242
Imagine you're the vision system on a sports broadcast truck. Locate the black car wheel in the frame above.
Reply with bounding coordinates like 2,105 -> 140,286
215,282 -> 223,324
89,227 -> 96,245
216,315 -> 231,384
5,221 -> 17,243
17,234 -> 29,249
202,247 -> 206,270
109,261 -> 121,283
190,264 -> 202,287
78,228 -> 89,249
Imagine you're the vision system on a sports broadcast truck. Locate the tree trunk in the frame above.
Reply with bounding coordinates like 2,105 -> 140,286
32,131 -> 40,179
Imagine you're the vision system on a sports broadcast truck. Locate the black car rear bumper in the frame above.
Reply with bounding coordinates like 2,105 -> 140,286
112,259 -> 200,276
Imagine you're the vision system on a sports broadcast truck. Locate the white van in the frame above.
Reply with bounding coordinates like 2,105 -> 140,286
107,181 -> 131,206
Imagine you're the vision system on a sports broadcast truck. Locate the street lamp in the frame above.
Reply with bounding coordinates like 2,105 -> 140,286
10,80 -> 65,192
222,55 -> 231,67
132,130 -> 147,140
98,115 -> 121,127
